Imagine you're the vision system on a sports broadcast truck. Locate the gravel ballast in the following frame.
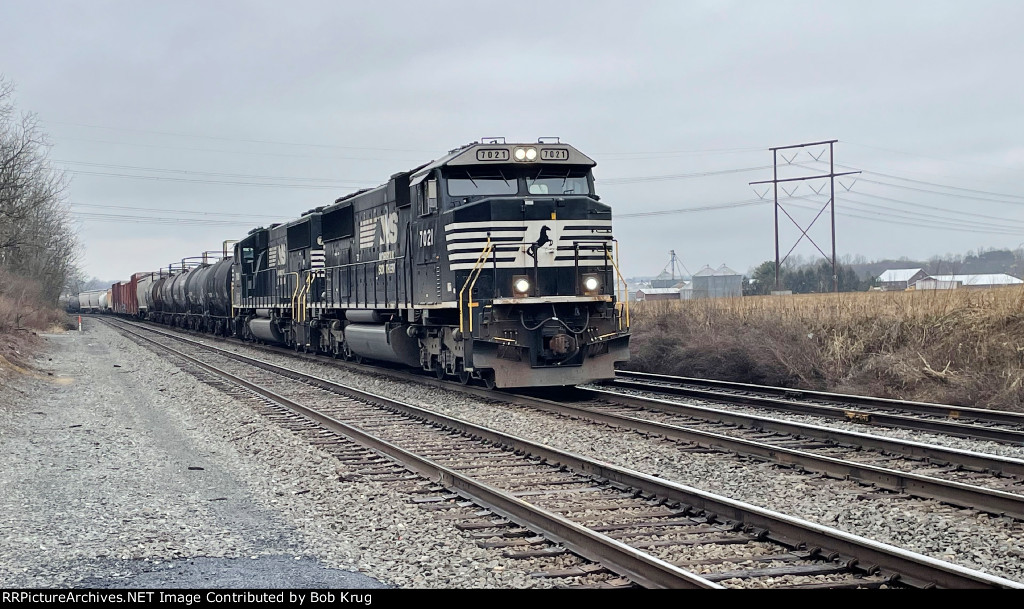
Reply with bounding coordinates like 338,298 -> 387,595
2,318 -> 1023,588
0,322 -> 542,588
206,326 -> 1024,585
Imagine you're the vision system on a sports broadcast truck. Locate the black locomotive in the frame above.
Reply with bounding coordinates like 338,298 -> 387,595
133,139 -> 630,388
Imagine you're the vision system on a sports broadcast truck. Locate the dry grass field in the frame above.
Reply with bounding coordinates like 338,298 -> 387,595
626,287 -> 1024,412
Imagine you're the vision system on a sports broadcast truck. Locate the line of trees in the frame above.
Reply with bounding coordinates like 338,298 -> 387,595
743,259 -> 869,295
0,76 -> 80,310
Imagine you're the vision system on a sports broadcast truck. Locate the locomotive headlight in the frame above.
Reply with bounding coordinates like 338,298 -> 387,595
513,276 -> 531,295
513,147 -> 538,162
583,275 -> 600,292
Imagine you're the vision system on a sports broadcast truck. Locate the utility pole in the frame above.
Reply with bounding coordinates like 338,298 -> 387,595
750,140 -> 860,293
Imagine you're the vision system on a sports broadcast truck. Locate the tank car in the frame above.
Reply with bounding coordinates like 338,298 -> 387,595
137,272 -> 156,317
229,139 -> 630,388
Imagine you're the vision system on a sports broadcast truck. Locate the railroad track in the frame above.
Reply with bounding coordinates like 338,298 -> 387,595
514,386 -> 1024,520
201,332 -> 1024,519
85,315 -> 1024,520
610,371 -> 1024,445
99,317 -> 1022,589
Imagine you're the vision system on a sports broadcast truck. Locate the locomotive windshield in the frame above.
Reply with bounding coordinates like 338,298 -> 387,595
444,166 -> 592,198
526,168 -> 591,195
446,168 -> 518,196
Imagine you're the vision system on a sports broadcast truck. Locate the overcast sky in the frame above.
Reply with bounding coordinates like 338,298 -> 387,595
2,1 -> 1023,281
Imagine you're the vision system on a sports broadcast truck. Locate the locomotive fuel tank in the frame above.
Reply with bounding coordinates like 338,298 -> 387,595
343,324 -> 420,366
248,317 -> 285,344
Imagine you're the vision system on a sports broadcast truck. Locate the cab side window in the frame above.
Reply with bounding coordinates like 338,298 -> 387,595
419,179 -> 438,216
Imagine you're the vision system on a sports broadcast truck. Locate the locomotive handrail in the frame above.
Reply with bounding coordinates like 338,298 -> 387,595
605,241 -> 630,331
284,272 -> 300,321
295,272 -> 310,323
318,255 -> 408,310
459,238 -> 493,335
298,271 -> 316,323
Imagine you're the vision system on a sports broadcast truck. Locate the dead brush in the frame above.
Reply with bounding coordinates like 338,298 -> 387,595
628,287 -> 1024,412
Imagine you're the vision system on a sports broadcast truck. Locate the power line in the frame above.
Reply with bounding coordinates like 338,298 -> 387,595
71,202 -> 284,219
600,165 -> 771,185
71,211 -> 255,226
796,160 -> 1024,207
65,169 -> 359,189
841,175 -> 1024,207
858,168 -> 1024,202
843,191 -> 1024,227
594,146 -> 765,160
44,120 -> 439,154
839,196 -> 1024,232
617,199 -> 768,218
842,140 -> 1020,174
52,135 -> 427,163
786,194 -> 1024,236
54,159 -> 373,185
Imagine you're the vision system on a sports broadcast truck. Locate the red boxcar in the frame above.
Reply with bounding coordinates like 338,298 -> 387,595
110,274 -> 140,316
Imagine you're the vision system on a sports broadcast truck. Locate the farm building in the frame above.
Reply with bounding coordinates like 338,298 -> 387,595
915,273 -> 1023,290
876,268 -> 928,291
688,264 -> 743,299
635,287 -> 681,301
650,270 -> 685,289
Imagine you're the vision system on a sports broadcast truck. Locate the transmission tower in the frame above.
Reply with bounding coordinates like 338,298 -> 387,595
749,140 -> 860,293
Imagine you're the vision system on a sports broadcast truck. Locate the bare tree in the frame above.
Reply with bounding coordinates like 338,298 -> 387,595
0,75 -> 80,305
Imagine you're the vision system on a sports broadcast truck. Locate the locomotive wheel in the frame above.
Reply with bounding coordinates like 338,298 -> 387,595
457,368 -> 471,385
482,371 -> 496,390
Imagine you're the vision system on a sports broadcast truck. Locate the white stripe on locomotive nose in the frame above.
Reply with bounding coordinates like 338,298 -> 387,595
449,260 -> 608,271
444,219 -> 611,232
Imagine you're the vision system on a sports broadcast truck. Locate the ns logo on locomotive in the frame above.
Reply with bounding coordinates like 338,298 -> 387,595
84,139 -> 631,388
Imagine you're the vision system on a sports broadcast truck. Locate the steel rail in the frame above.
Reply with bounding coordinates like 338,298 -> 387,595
103,317 -> 1024,589
616,370 -> 1024,427
576,387 -> 1024,477
609,377 -> 1024,445
102,318 -> 719,589
495,388 -> 1024,519
95,315 -> 1024,502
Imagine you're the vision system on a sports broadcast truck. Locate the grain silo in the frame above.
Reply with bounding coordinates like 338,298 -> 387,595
690,264 -> 743,299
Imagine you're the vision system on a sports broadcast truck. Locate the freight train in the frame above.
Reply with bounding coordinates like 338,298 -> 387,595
89,139 -> 631,388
